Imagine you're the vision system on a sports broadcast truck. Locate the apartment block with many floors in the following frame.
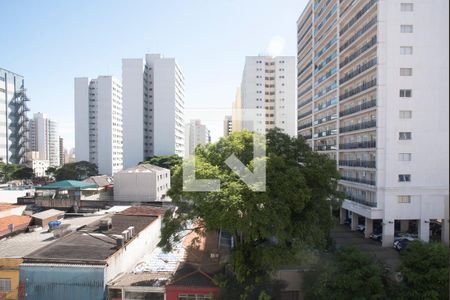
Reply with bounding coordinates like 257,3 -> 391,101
297,0 -> 449,246
0,68 -> 30,164
28,112 -> 60,167
74,76 -> 123,175
122,54 -> 185,168
239,56 -> 297,137
185,119 -> 211,157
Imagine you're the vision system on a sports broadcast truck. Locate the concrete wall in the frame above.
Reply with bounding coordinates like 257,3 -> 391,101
74,78 -> 90,162
0,258 -> 23,300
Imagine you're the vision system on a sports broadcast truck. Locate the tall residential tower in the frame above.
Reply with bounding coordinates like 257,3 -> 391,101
28,112 -> 60,167
297,0 -> 449,245
122,54 -> 185,168
74,76 -> 123,175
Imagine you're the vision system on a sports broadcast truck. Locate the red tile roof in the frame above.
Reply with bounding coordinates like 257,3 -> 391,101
0,203 -> 19,212
0,215 -> 31,234
120,206 -> 167,217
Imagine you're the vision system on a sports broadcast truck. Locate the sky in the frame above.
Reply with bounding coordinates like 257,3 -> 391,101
1,0 -> 308,149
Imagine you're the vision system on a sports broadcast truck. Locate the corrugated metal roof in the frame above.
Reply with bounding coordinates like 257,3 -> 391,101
36,180 -> 97,190
32,209 -> 64,220
117,164 -> 169,174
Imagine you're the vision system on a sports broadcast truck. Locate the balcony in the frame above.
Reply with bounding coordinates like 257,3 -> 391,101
340,58 -> 377,85
314,129 -> 337,138
298,122 -> 313,130
315,81 -> 337,100
315,35 -> 337,61
340,16 -> 377,53
340,99 -> 377,117
316,66 -> 337,86
340,119 -> 376,133
340,176 -> 376,186
314,114 -> 338,125
298,73 -> 313,88
300,134 -> 313,140
315,144 -> 337,151
298,97 -> 313,109
339,79 -> 377,101
314,97 -> 338,113
298,110 -> 313,120
339,160 -> 376,168
340,0 -> 378,35
345,195 -> 377,207
339,140 -> 376,149
299,85 -> 313,98
340,36 -> 377,69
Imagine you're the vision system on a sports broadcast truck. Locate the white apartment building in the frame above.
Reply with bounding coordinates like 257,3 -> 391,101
185,119 -> 211,157
28,112 -> 60,167
122,54 -> 185,168
223,115 -> 232,137
297,0 -> 449,246
239,56 -> 297,137
74,76 -> 123,175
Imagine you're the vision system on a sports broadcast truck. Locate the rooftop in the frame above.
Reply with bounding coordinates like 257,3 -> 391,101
0,215 -> 31,233
35,180 -> 97,190
83,175 -> 114,188
118,164 -> 169,174
32,209 -> 64,220
0,203 -> 24,212
120,206 -> 166,217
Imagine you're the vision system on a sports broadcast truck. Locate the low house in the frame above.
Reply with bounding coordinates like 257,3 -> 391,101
113,164 -> 170,203
20,206 -> 165,300
31,209 -> 64,228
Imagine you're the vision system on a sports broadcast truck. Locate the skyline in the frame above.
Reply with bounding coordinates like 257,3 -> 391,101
1,0 -> 308,148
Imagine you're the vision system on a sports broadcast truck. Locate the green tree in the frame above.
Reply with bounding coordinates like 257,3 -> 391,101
0,162 -> 23,182
141,155 -> 183,171
54,161 -> 98,181
158,129 -> 341,298
304,247 -> 387,300
398,241 -> 449,300
46,166 -> 58,177
11,166 -> 34,180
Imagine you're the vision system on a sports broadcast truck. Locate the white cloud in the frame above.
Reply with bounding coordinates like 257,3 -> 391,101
266,36 -> 286,57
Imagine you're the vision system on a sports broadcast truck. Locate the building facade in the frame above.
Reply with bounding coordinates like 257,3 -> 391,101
74,76 -> 123,175
186,120 -> 211,156
59,137 -> 64,166
297,0 -> 449,246
223,115 -> 232,138
28,112 -> 60,167
239,56 -> 297,136
122,54 -> 185,168
0,68 -> 30,164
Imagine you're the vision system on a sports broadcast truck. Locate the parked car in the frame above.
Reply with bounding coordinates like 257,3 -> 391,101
370,230 -> 382,241
357,224 -> 365,232
394,238 -> 413,251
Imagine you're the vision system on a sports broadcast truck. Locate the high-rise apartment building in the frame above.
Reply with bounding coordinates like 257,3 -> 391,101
122,54 -> 185,168
0,68 -> 30,164
28,112 -> 60,167
239,56 -> 297,136
297,0 -> 449,245
59,137 -> 64,166
185,119 -> 211,157
223,115 -> 232,137
74,76 -> 123,175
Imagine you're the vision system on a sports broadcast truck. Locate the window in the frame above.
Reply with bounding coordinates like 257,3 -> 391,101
399,110 -> 412,119
398,195 -> 412,203
400,89 -> 413,98
399,174 -> 411,182
400,46 -> 413,55
0,279 -> 11,292
399,132 -> 412,140
401,25 -> 414,33
399,153 -> 412,161
400,68 -> 413,76
401,3 -> 414,11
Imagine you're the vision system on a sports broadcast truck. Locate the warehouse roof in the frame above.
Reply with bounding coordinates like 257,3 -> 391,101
36,180 -> 97,190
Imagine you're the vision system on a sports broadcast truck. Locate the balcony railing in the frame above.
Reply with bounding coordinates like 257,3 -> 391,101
298,73 -> 313,88
339,160 -> 376,168
314,97 -> 338,112
298,97 -> 313,109
340,99 -> 377,117
345,195 -> 377,207
339,79 -> 377,101
300,134 -> 313,140
314,114 -> 338,125
340,119 -> 377,133
314,129 -> 337,138
340,176 -> 376,186
340,58 -> 377,85
340,0 -> 378,35
298,61 -> 313,78
298,122 -> 313,130
298,110 -> 313,120
315,144 -> 337,151
340,36 -> 378,69
339,140 -> 376,149
299,85 -> 313,98
340,16 -> 378,53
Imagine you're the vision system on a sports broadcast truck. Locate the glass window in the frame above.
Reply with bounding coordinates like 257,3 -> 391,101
0,278 -> 11,292
399,132 -> 412,140
399,174 -> 411,182
401,3 -> 414,11
401,25 -> 414,33
400,46 -> 413,55
400,68 -> 413,76
399,110 -> 412,119
398,195 -> 411,203
398,153 -> 412,161
400,89 -> 413,98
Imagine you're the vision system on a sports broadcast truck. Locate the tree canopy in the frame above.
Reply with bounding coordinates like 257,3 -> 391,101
304,247 -> 387,300
158,129 -> 341,298
398,241 -> 449,300
0,163 -> 33,182
53,161 -> 98,181
141,155 -> 183,171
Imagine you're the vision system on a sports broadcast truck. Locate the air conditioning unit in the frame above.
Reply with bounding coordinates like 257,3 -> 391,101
127,226 -> 135,238
116,237 -> 124,247
122,229 -> 130,241
99,218 -> 112,231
